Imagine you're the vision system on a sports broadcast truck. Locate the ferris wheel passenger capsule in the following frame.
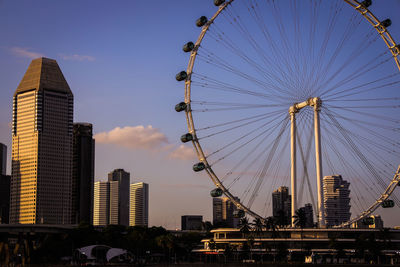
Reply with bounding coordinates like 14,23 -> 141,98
175,102 -> 187,112
361,0 -> 372,8
183,42 -> 195,52
214,0 -> 225,6
196,16 -> 208,27
382,199 -> 395,208
362,217 -> 374,225
175,71 -> 188,81
193,162 -> 206,172
210,188 -> 223,197
180,133 -> 193,143
381,19 -> 392,28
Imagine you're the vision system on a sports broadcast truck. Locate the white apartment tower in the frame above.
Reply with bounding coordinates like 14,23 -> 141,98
323,175 -> 351,227
129,182 -> 149,227
93,180 -> 119,226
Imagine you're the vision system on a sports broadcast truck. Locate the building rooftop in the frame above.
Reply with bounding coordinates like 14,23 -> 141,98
15,57 -> 72,96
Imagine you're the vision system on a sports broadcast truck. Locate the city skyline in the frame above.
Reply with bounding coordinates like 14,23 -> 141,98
1,1 -> 400,228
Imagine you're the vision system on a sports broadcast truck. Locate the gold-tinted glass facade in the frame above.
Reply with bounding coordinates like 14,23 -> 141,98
10,58 -> 73,224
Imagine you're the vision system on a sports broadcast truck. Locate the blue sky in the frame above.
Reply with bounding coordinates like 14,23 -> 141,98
1,0 -> 400,228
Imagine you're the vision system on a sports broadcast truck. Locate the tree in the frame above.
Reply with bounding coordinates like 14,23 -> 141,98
238,217 -> 251,238
253,218 -> 264,237
156,234 -> 175,263
293,208 -> 307,229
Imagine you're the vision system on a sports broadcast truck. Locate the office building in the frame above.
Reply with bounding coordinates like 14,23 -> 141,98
129,182 -> 149,227
323,175 -> 351,227
72,123 -> 95,224
10,57 -> 73,224
272,186 -> 291,225
108,169 -> 130,226
93,180 -> 119,226
0,175 -> 10,224
0,143 -> 6,175
181,215 -> 203,230
213,197 -> 239,228
298,203 -> 314,228
0,143 -> 10,224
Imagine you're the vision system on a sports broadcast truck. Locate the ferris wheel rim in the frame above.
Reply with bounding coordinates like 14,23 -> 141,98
183,0 -> 400,227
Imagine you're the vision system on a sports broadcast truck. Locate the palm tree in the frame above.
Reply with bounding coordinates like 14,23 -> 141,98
239,217 -> 251,238
239,217 -> 252,260
253,217 -> 264,237
293,208 -> 307,228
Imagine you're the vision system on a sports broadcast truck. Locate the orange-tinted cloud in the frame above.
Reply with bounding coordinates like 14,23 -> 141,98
168,144 -> 197,160
95,125 -> 168,150
10,47 -> 44,59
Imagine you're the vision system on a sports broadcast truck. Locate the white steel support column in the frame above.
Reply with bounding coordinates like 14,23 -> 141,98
312,98 -> 325,227
289,97 -> 324,228
289,107 -> 297,227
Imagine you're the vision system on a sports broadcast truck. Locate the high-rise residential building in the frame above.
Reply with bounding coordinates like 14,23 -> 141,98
10,58 -> 73,224
72,123 -> 95,224
181,215 -> 203,230
108,169 -> 130,226
93,181 -> 109,226
129,182 -> 149,227
0,143 -> 6,175
323,175 -> 351,227
272,186 -> 291,225
93,180 -> 119,226
109,181 -> 119,225
213,197 -> 239,228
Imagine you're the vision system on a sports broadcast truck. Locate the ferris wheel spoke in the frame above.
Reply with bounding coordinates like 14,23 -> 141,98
322,112 -> 398,166
207,116 -> 289,165
322,108 -> 400,147
205,27 -> 296,95
310,14 -> 364,97
323,75 -> 400,101
324,112 -> 394,196
328,106 -> 399,124
313,30 -> 380,97
198,44 -> 296,96
320,52 -> 393,98
320,123 -> 383,205
191,73 -> 293,101
246,0 -> 301,88
195,111 -> 283,132
246,119 -> 289,209
197,110 -> 284,141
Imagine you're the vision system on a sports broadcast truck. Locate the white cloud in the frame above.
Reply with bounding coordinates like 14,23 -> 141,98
10,47 -> 44,59
168,144 -> 197,160
59,54 -> 95,61
95,125 -> 198,161
95,125 -> 168,150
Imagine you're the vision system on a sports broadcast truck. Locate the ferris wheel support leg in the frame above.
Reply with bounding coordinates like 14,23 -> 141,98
313,98 -> 325,227
290,110 -> 297,227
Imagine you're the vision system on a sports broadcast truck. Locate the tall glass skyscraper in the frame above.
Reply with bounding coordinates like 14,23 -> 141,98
72,123 -> 95,224
10,57 -> 73,224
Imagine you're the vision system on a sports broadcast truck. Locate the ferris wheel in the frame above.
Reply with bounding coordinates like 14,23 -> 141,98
175,0 -> 400,228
